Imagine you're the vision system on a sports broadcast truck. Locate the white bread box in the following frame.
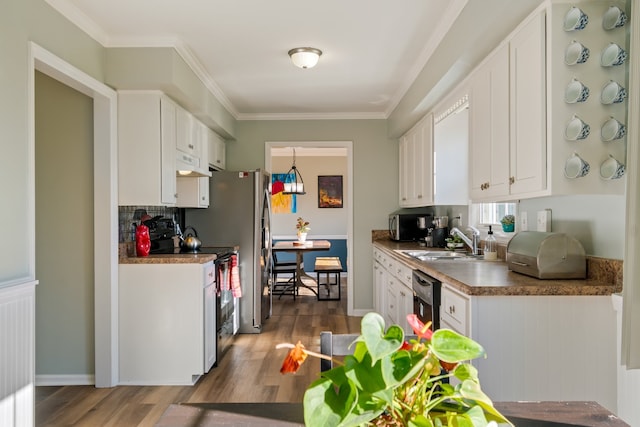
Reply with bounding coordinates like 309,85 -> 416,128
506,231 -> 586,279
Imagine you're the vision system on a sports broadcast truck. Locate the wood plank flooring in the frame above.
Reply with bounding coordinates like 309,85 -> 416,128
36,280 -> 361,426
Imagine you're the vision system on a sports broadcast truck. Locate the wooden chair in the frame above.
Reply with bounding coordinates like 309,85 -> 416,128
319,331 -> 417,372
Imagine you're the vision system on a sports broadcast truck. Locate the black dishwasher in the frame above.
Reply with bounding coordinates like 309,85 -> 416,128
412,270 -> 441,330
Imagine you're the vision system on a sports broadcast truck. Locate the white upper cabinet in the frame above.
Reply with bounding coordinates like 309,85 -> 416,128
468,1 -> 628,202
118,91 -> 177,206
469,11 -> 546,202
176,105 -> 201,158
509,10 -> 547,197
469,44 -> 511,201
399,113 -> 433,207
207,128 -> 226,170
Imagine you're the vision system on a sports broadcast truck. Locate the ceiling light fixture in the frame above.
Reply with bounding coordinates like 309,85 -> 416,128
282,148 -> 306,195
288,47 -> 322,69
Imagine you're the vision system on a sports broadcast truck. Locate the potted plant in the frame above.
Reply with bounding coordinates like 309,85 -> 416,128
500,215 -> 515,232
296,217 -> 310,242
278,312 -> 511,427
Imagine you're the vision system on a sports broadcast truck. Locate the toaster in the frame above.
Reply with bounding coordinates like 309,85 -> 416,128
506,231 -> 586,279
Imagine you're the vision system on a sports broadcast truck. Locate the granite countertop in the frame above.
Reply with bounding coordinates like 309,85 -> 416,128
118,243 -> 239,265
120,253 -> 218,265
374,239 -> 622,297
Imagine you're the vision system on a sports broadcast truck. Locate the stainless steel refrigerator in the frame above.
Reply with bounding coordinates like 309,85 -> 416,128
185,169 -> 272,334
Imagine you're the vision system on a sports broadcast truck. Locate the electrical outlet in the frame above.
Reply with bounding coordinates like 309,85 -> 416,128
520,212 -> 528,231
537,209 -> 552,232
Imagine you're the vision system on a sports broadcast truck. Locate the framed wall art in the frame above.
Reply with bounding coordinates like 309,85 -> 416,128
318,175 -> 343,208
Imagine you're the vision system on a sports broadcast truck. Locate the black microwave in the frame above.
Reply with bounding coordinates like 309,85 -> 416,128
389,213 -> 431,242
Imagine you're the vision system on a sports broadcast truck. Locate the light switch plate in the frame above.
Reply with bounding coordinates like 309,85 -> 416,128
537,209 -> 551,232
520,212 -> 528,231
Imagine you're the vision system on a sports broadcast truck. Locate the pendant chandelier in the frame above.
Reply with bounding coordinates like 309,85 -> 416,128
283,148 -> 305,195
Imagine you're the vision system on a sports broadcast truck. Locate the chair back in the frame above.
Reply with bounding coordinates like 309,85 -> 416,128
319,331 -> 417,372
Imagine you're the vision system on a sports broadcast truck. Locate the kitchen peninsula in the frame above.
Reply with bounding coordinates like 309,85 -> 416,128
118,245 -> 239,385
373,233 -> 622,412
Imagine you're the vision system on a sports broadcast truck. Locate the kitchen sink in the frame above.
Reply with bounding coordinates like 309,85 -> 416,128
396,250 -> 481,261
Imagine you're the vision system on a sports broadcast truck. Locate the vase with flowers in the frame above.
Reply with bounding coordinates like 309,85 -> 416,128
296,217 -> 311,242
277,312 -> 511,427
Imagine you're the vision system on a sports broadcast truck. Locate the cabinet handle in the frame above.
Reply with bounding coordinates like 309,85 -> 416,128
202,196 -> 206,200
216,160 -> 221,164
449,305 -> 456,314
417,194 -> 422,199
509,176 -> 515,185
188,144 -> 194,149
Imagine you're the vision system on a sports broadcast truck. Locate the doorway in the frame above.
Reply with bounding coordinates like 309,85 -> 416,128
34,71 -> 95,381
265,141 -> 354,315
29,43 -> 118,387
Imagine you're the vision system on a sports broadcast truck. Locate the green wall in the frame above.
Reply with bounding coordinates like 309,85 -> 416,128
234,120 -> 398,310
35,71 -> 95,376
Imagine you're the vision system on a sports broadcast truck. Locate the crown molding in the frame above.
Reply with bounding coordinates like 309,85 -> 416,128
237,111 -> 387,121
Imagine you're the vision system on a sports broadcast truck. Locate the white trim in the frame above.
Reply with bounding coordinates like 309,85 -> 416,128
622,0 -> 640,369
265,141 -> 355,316
35,374 -> 95,387
238,112 -> 387,121
29,43 -> 119,387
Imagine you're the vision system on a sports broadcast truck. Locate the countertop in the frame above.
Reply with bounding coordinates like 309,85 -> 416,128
119,244 -> 239,265
374,240 -> 622,297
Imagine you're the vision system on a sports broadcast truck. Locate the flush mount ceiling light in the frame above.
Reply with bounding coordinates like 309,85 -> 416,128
288,47 -> 322,69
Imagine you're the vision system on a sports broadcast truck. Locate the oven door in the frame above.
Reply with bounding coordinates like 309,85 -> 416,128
412,270 -> 441,330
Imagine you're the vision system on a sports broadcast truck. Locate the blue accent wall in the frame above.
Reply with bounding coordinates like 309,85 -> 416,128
273,239 -> 347,272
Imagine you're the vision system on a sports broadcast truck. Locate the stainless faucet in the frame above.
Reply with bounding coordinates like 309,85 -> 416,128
450,226 -> 481,255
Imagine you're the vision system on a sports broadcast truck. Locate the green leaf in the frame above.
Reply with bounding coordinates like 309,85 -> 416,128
304,377 -> 356,427
459,379 -> 493,406
360,313 -> 405,363
452,363 -> 479,382
430,329 -> 485,363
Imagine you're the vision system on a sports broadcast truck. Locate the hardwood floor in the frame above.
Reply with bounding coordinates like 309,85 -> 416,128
36,280 -> 362,426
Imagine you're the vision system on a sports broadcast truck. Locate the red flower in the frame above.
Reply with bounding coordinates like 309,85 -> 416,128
280,341 -> 308,374
406,314 -> 433,340
401,341 -> 412,351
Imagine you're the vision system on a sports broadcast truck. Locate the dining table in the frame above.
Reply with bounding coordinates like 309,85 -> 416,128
156,401 -> 630,426
272,239 -> 331,297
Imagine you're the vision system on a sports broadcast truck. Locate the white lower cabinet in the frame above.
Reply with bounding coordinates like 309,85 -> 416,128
119,261 -> 215,385
440,283 -> 617,411
372,248 -> 414,334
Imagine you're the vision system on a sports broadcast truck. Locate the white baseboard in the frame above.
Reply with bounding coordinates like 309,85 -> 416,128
36,374 -> 95,386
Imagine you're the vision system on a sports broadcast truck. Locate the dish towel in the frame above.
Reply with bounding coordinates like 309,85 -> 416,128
230,254 -> 242,298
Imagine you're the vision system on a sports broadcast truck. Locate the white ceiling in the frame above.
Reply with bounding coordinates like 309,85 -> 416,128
46,0 -> 468,120
46,0 -> 542,122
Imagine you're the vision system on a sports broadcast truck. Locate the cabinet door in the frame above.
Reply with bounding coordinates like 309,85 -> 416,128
397,283 -> 414,334
160,97 -> 178,205
373,260 -> 386,315
176,177 -> 209,208
440,284 -> 469,336
399,135 -> 410,206
510,11 -> 546,196
176,105 -> 201,158
207,129 -> 226,170
414,114 -> 434,206
386,277 -> 399,326
469,45 -> 510,201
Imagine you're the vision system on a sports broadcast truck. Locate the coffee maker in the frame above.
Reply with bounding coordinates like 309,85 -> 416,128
431,216 -> 449,248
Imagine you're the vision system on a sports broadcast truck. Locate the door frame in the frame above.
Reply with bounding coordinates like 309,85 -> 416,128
264,141 -> 354,316
29,43 -> 119,387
